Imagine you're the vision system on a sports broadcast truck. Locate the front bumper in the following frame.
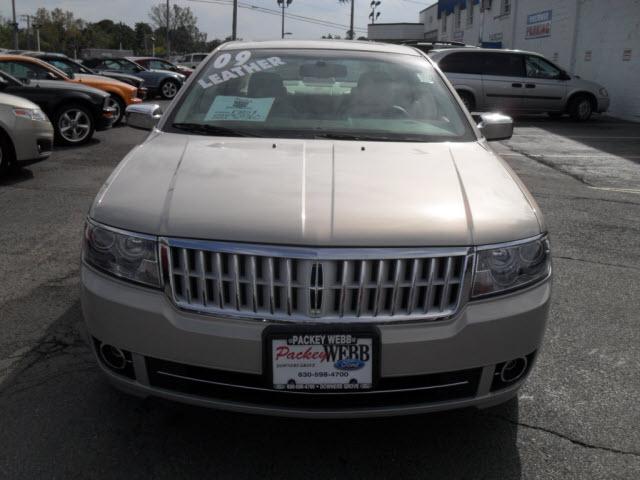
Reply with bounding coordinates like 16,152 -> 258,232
81,265 -> 550,418
597,95 -> 610,113
95,109 -> 116,131
13,117 -> 54,165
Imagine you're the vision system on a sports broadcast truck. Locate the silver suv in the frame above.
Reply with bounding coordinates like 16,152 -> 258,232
429,48 -> 609,120
82,40 -> 551,418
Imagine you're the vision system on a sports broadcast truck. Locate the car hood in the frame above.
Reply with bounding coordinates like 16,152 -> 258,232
99,71 -> 144,85
30,79 -> 108,97
90,133 -> 543,246
74,73 -> 132,86
570,76 -> 604,91
0,92 -> 40,109
148,69 -> 184,80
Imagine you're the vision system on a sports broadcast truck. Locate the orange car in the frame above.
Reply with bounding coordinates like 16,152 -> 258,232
0,54 -> 141,124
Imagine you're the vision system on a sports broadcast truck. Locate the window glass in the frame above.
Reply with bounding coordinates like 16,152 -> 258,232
168,49 -> 474,142
48,58 -> 77,76
438,52 -> 483,74
525,56 -> 561,79
482,53 -> 524,76
103,60 -> 123,71
150,60 -> 172,70
0,61 -> 54,80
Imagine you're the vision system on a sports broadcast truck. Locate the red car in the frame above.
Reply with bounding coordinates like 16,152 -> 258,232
126,57 -> 194,78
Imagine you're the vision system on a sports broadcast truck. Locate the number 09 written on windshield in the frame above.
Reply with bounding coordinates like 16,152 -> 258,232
198,50 -> 286,89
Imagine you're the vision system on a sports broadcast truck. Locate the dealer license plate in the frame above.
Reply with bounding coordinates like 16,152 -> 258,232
270,332 -> 374,391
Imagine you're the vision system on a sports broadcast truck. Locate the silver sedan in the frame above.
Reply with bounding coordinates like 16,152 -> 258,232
0,92 -> 53,172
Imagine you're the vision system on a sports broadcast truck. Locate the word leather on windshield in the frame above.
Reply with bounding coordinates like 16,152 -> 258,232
198,50 -> 286,89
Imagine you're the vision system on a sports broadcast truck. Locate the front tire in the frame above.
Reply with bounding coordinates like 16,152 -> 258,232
569,95 -> 593,121
54,104 -> 95,146
160,79 -> 179,100
106,95 -> 125,125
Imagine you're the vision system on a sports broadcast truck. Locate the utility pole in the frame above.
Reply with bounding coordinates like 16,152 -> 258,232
11,0 -> 19,49
232,0 -> 237,40
166,0 -> 171,56
349,0 -> 355,40
35,24 -> 41,51
277,0 -> 292,39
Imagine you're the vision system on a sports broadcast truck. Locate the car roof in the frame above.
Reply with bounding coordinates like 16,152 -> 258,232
218,39 -> 420,56
430,47 -> 542,56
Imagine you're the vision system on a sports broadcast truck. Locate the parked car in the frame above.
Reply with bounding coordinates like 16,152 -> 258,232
0,70 -> 114,145
83,40 -> 551,417
404,41 -> 478,54
429,48 -> 609,120
83,57 -> 185,99
127,56 -> 194,78
0,88 -> 53,173
176,52 -> 208,69
0,54 -> 141,125
24,52 -> 148,99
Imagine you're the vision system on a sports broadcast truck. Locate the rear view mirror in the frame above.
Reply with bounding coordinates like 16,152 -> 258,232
477,112 -> 514,141
125,103 -> 163,130
300,62 -> 347,79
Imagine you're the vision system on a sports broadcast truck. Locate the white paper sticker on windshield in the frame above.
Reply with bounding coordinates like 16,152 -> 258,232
204,96 -> 275,122
197,55 -> 286,89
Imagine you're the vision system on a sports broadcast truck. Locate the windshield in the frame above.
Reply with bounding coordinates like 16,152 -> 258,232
167,48 -> 474,142
46,58 -> 90,75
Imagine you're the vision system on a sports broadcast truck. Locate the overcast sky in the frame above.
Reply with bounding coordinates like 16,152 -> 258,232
1,0 -> 436,41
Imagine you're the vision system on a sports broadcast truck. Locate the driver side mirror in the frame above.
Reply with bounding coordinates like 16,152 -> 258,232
0,78 -> 8,91
125,103 -> 163,130
477,112 -> 514,141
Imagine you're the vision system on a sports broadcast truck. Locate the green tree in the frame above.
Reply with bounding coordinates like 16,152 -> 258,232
148,3 -> 206,54
135,22 -> 154,54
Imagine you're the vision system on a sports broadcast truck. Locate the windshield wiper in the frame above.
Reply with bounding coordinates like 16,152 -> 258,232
171,123 -> 262,137
313,132 -> 395,142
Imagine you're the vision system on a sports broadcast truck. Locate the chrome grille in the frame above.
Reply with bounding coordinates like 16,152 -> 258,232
164,239 -> 472,323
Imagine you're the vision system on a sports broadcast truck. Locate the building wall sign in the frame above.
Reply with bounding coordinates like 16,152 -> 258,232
489,32 -> 503,41
584,50 -> 592,62
622,49 -> 632,61
453,30 -> 464,41
526,10 -> 552,40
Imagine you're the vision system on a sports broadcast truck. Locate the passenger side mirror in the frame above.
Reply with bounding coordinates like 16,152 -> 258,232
477,112 -> 514,141
125,103 -> 163,130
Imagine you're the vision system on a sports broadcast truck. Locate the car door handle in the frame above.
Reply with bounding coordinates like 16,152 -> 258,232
512,83 -> 522,88
525,83 -> 536,88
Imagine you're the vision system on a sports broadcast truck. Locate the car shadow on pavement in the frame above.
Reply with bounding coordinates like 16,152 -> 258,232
510,114 -> 640,165
0,302 -> 522,479
0,167 -> 34,186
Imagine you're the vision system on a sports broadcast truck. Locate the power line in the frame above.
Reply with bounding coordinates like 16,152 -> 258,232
187,0 -> 367,34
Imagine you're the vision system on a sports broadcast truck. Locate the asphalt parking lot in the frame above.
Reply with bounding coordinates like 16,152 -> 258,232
0,109 -> 639,479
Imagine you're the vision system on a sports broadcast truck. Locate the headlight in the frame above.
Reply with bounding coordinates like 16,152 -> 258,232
598,87 -> 608,97
472,236 -> 551,297
13,108 -> 48,122
83,220 -> 161,287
